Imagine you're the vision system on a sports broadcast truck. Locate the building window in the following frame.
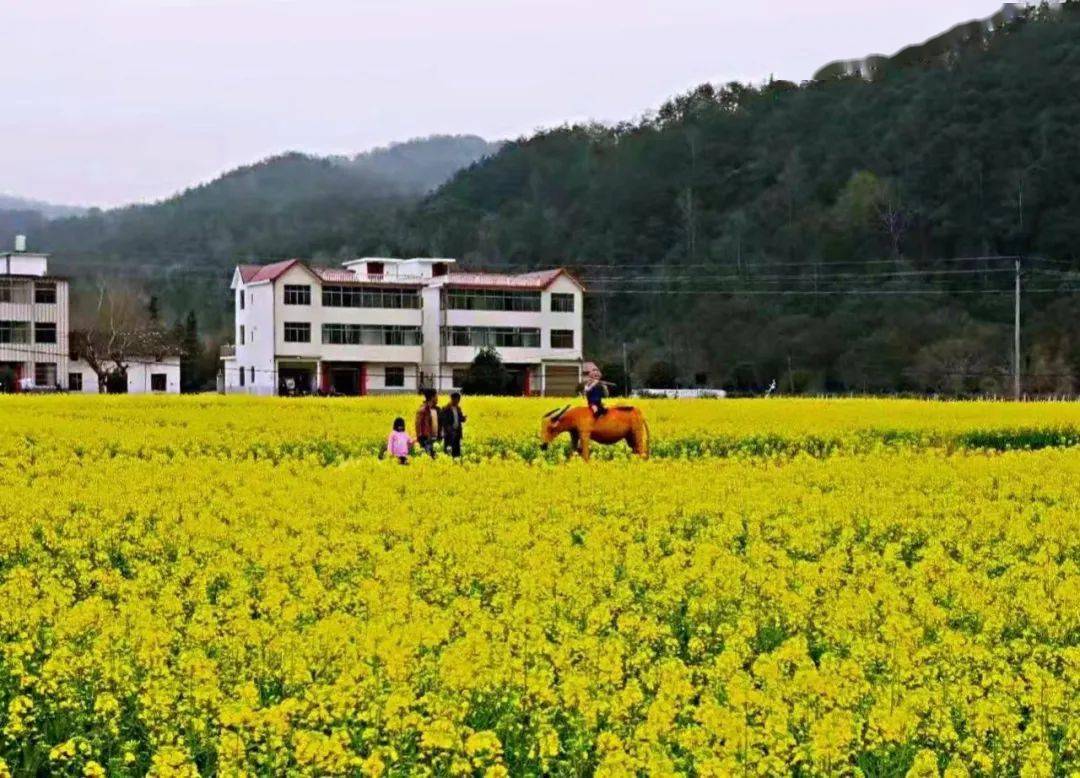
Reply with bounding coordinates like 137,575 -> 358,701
550,329 -> 574,349
452,368 -> 469,388
239,325 -> 245,345
151,373 -> 167,392
283,322 -> 311,343
321,324 -> 422,346
445,289 -> 541,312
239,290 -> 245,310
284,284 -> 311,305
35,322 -> 57,344
0,279 -> 28,304
34,281 -> 57,304
551,293 -> 575,313
239,366 -> 245,387
34,362 -> 57,387
68,372 -> 83,391
321,285 -> 421,309
441,327 -> 541,349
384,366 -> 405,387
250,366 -> 255,383
0,321 -> 30,344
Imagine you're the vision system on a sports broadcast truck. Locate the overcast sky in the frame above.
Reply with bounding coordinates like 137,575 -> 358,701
4,0 -> 1004,208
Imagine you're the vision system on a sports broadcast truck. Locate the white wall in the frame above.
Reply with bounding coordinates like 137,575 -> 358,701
421,285 -> 442,383
440,278 -> 583,367
125,358 -> 181,394
542,275 -> 584,361
272,266 -> 424,359
0,277 -> 71,389
1,253 -> 49,276
69,357 -> 180,394
229,279 -> 277,395
364,363 -> 420,394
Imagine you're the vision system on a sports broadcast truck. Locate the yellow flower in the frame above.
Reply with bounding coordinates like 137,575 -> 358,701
907,749 -> 941,777
421,719 -> 459,752
0,395 -> 1078,775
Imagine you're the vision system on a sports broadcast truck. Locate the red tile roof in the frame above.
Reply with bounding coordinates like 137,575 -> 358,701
444,268 -> 577,290
236,262 -> 581,290
237,259 -> 302,283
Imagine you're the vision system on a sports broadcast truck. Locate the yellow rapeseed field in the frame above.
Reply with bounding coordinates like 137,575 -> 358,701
0,396 -> 1078,776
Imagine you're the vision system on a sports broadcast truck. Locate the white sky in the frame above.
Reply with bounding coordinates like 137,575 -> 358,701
4,0 -> 1003,207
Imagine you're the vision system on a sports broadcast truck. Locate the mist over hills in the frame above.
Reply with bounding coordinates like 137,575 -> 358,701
0,194 -> 86,219
0,135 -> 500,332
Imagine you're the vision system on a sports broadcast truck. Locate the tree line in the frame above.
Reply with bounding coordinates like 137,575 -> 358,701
401,2 -> 1080,395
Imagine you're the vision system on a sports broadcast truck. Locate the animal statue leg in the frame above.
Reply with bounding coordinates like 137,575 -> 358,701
634,420 -> 649,459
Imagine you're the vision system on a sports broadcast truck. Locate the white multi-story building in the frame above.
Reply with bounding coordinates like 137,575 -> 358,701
222,257 -> 584,396
0,236 -> 181,394
0,240 -> 72,391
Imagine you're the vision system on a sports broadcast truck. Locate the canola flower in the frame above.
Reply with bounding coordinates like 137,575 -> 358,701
0,395 -> 1079,464
0,396 -> 1077,775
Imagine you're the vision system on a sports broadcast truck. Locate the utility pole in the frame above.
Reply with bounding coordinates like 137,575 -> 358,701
622,342 -> 631,397
1014,256 -> 1022,401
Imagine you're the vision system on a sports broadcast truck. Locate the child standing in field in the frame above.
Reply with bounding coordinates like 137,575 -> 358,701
387,417 -> 414,464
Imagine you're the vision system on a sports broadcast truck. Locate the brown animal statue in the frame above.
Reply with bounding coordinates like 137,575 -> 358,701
539,405 -> 650,461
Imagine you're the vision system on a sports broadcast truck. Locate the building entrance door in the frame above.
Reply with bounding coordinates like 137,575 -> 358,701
329,366 -> 362,396
278,365 -> 316,396
0,362 -> 21,393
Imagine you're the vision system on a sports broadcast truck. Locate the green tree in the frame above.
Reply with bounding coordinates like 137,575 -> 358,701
644,361 -> 679,389
462,347 -> 512,395
180,311 -> 204,392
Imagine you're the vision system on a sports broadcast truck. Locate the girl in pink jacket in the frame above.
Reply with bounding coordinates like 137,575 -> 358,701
386,417 -> 414,464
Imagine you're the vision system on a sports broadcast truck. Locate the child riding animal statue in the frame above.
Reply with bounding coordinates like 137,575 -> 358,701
539,404 -> 650,461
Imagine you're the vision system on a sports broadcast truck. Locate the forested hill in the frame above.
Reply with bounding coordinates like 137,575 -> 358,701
404,3 -> 1080,395
12,135 -> 499,332
33,134 -> 499,264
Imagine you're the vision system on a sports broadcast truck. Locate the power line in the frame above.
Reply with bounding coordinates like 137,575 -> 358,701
580,268 -> 1022,284
50,249 -> 1075,272
586,286 -> 1080,297
465,255 -> 1037,270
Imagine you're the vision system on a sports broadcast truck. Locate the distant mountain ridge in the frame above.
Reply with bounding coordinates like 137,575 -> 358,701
148,134 -> 502,210
343,135 -> 503,194
5,134 -> 501,332
0,194 -> 86,220
12,133 -> 500,268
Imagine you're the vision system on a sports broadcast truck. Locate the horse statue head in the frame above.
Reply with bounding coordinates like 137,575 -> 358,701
539,405 -> 571,451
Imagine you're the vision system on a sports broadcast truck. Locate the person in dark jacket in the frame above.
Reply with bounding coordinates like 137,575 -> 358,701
414,389 -> 440,458
441,392 -> 467,458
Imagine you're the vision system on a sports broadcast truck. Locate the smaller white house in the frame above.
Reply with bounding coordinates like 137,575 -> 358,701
68,356 -> 181,394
